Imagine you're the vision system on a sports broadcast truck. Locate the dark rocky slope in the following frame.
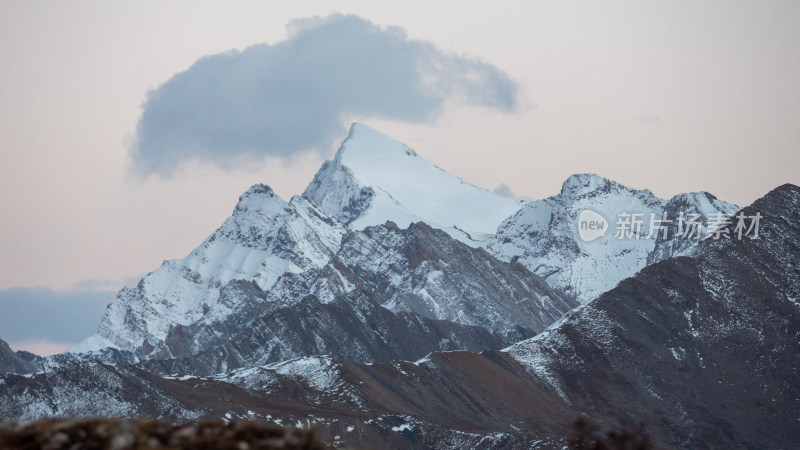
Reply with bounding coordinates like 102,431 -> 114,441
311,221 -> 577,336
140,291 -> 511,377
0,338 -> 33,375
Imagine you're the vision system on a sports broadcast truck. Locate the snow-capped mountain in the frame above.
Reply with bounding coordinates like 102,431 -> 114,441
304,123 -> 525,244
65,123 -> 744,376
69,124 -> 552,361
76,185 -> 345,359
6,179 -> 797,448
69,125 -> 740,365
2,115 -> 794,450
486,173 -> 737,303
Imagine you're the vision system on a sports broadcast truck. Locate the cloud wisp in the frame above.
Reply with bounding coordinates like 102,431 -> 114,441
129,14 -> 520,176
493,182 -> 532,200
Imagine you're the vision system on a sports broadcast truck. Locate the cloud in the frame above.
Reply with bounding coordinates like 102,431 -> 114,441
70,275 -> 142,292
639,115 -> 661,125
493,182 -> 532,200
0,287 -> 114,351
493,183 -> 516,197
130,14 -> 521,176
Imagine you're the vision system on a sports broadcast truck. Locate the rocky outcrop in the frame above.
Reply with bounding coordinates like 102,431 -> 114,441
140,291 -> 512,377
0,338 -> 33,375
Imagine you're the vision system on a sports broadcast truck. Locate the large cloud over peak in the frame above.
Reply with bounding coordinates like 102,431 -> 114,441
129,14 -> 521,176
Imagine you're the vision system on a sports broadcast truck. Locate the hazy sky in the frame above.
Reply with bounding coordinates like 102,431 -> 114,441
1,1 -> 799,354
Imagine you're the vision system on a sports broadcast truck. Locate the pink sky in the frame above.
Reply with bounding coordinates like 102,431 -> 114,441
8,339 -> 71,357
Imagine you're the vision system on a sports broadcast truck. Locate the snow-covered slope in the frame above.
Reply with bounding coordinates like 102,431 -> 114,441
304,123 -> 525,245
487,174 -> 737,303
75,185 -> 345,359
487,174 -> 664,303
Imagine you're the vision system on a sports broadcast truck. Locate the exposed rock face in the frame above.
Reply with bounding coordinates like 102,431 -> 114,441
0,338 -> 33,375
311,221 -> 577,337
140,291 -> 510,377
647,190 -> 740,264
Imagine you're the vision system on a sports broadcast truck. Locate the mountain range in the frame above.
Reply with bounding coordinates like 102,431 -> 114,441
1,123 -> 796,449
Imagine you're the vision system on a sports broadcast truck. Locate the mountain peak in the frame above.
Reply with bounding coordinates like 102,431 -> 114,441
771,183 -> 800,199
233,184 -> 285,216
669,190 -> 716,202
744,182 -> 799,223
559,173 -> 610,197
663,191 -> 732,213
305,124 -> 524,243
241,183 -> 274,197
333,122 -> 416,164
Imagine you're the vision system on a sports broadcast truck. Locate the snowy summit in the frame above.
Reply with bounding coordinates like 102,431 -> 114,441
304,123 -> 525,244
